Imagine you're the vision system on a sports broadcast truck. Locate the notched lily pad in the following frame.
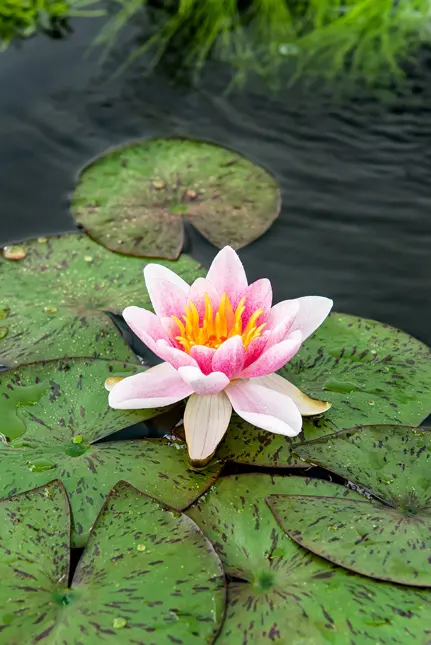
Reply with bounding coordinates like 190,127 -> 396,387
216,313 -> 431,468
278,425 -> 431,586
71,138 -> 281,259
0,481 -> 225,645
188,474 -> 431,645
0,358 -> 222,547
0,232 -> 202,366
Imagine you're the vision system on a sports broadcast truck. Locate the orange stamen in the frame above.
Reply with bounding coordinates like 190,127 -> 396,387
172,292 -> 266,353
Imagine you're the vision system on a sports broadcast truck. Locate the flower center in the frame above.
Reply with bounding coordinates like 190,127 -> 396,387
172,292 -> 266,353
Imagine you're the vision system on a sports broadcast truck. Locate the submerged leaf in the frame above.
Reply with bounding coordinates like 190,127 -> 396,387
0,359 -> 221,547
188,474 -> 431,644
0,481 -> 225,644
216,313 -> 431,467
71,138 -> 281,259
0,232 -> 202,366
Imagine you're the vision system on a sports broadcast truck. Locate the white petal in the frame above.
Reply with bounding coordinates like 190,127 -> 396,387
178,366 -> 230,395
254,373 -> 332,416
143,264 -> 190,318
184,392 -> 232,464
225,379 -> 302,437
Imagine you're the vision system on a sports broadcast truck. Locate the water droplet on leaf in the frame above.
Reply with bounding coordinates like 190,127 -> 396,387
72,435 -> 83,444
37,237 -> 48,244
43,306 -> 58,314
152,180 -> 166,190
0,327 -> 8,339
113,617 -> 127,629
27,459 -> 56,473
84,256 -> 93,262
0,307 -> 9,320
136,544 -> 146,552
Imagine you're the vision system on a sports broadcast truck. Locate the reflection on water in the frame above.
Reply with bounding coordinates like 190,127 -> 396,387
0,19 -> 431,346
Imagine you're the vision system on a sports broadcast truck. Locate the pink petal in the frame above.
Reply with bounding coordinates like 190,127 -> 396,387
178,366 -> 230,395
190,345 -> 216,376
187,277 -> 221,320
184,392 -> 232,464
225,380 -> 302,437
160,316 -> 180,342
243,335 -> 268,369
212,335 -> 244,379
143,264 -> 190,318
274,296 -> 333,341
155,340 -> 198,369
240,278 -> 272,325
240,331 -> 302,378
266,299 -> 300,331
109,363 -> 192,409
206,246 -> 248,307
255,373 -> 332,416
265,307 -> 299,350
123,306 -> 170,353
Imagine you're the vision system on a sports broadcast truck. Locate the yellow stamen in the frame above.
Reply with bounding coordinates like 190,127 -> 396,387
171,292 -> 266,354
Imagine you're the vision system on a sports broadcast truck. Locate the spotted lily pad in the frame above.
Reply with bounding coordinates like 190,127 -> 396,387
0,232 -> 202,366
0,358 -> 222,547
188,474 -> 431,644
268,425 -> 431,586
216,313 -> 431,468
0,481 -> 225,644
71,138 -> 281,259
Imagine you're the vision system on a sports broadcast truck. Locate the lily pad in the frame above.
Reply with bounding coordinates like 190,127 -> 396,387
0,232 -> 202,366
71,138 -> 281,259
270,425 -> 431,586
0,481 -> 225,645
0,358 -> 222,547
216,313 -> 431,468
188,474 -> 431,644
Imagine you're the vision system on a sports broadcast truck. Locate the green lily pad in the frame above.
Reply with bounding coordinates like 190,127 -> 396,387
188,474 -> 431,644
216,313 -> 431,468
71,138 -> 281,259
272,425 -> 431,586
0,358 -> 222,547
0,232 -> 202,366
0,481 -> 225,644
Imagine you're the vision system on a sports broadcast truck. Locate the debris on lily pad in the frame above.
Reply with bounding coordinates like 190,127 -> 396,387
0,358 -> 222,547
71,138 -> 281,259
0,232 -> 202,366
188,474 -> 431,644
216,313 -> 431,467
0,481 -> 225,644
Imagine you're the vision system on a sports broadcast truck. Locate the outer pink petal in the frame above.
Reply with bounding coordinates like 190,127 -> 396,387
243,335 -> 269,369
225,380 -> 302,437
265,307 -> 299,350
143,264 -> 190,318
178,366 -> 230,395
206,246 -> 248,306
266,299 -> 300,331
273,296 -> 333,341
190,345 -> 216,376
108,362 -> 192,409
212,335 -> 244,379
187,277 -> 221,320
184,392 -> 232,464
123,306 -> 170,353
240,278 -> 273,325
155,340 -> 198,370
240,331 -> 302,378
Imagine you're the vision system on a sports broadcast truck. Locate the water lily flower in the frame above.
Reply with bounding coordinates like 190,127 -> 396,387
108,247 -> 332,465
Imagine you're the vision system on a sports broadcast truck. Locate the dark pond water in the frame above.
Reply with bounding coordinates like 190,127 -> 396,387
1,17 -> 431,348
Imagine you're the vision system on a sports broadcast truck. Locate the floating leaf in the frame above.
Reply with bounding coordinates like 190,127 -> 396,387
188,474 -> 431,644
0,232 -> 202,366
0,481 -> 225,645
71,138 -> 281,259
270,425 -> 431,586
216,313 -> 431,467
0,359 -> 221,547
